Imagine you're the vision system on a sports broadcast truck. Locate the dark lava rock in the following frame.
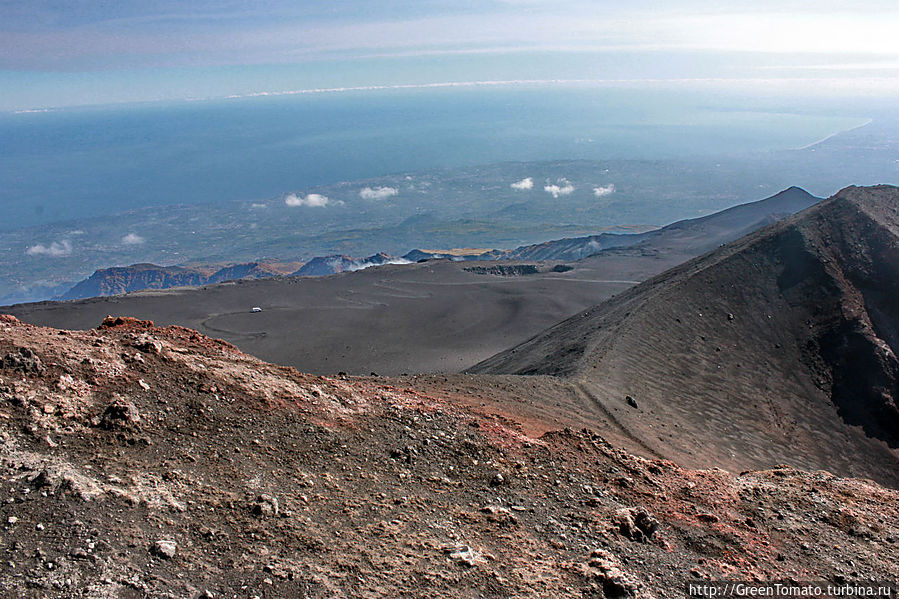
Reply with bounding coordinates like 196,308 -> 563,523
1,347 -> 43,375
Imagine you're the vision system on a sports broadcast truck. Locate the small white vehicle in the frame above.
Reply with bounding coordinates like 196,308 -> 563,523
251,306 -> 263,313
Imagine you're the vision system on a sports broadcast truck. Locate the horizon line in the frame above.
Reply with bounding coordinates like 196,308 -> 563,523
9,75 -> 899,114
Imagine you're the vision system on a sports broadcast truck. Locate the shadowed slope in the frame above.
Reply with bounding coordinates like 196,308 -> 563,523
470,185 -> 899,486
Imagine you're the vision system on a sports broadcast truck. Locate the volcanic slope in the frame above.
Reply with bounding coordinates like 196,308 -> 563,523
471,185 -> 899,487
1,315 -> 898,597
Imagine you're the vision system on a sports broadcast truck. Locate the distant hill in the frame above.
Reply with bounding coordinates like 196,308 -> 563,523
292,252 -> 405,276
206,262 -> 284,284
470,185 -> 899,486
402,249 -> 459,262
60,264 -> 212,300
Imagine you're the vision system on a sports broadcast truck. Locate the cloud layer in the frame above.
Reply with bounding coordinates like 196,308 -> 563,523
4,3 -> 899,110
359,186 -> 398,200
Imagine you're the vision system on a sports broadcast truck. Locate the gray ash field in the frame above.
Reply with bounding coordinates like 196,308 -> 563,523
5,187 -> 819,376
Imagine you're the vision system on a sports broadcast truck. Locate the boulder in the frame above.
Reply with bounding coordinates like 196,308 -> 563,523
99,398 -> 142,430
615,506 -> 659,542
150,540 -> 177,559
252,494 -> 279,517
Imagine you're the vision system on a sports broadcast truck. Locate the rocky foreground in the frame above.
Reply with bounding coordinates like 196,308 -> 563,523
0,315 -> 897,597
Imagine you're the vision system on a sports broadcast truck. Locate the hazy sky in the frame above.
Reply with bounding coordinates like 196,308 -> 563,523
2,0 -> 898,110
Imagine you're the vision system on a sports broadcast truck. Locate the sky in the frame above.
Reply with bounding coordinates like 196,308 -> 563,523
2,0 -> 898,110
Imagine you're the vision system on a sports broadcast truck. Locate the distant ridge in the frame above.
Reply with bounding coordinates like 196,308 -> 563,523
52,187 -> 820,301
470,185 -> 899,486
413,186 -> 820,262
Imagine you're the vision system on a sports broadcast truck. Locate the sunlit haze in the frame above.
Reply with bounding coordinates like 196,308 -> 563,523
2,1 -> 898,110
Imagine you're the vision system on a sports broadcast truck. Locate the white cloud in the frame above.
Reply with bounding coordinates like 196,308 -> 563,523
304,193 -> 330,207
510,177 -> 534,190
250,202 -> 267,209
593,184 -> 616,198
544,179 -> 575,198
26,240 -> 72,257
285,192 -> 331,207
359,186 -> 399,200
122,232 -> 144,245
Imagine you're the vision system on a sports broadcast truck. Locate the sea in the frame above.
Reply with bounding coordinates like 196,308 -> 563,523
0,83 -> 871,231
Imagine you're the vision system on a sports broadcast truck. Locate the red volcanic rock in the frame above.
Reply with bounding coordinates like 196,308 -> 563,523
98,315 -> 155,329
